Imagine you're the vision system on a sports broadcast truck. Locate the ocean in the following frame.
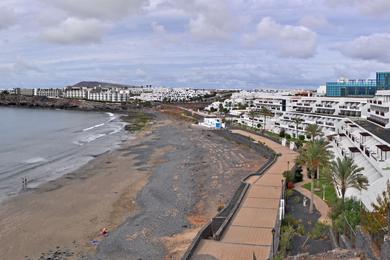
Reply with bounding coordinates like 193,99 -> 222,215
0,107 -> 128,201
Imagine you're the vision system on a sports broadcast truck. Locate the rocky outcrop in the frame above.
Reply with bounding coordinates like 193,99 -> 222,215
0,94 -> 141,112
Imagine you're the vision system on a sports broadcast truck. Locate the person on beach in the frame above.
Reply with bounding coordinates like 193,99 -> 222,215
101,228 -> 108,237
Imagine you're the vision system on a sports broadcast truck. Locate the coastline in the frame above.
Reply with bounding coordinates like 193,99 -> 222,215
0,107 -> 131,202
0,117 -> 156,259
0,110 -> 268,259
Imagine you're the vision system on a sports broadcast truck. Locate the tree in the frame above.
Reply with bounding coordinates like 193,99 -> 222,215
332,156 -> 368,208
306,124 -> 322,142
218,103 -> 224,113
298,140 -> 333,213
291,117 -> 303,139
259,106 -> 273,132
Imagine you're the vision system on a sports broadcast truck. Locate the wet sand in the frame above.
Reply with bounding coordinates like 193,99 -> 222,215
0,112 -> 266,259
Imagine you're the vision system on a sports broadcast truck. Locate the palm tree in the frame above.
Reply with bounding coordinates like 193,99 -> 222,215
306,123 -> 322,142
291,117 -> 303,139
298,140 -> 333,213
259,106 -> 273,132
332,156 -> 368,208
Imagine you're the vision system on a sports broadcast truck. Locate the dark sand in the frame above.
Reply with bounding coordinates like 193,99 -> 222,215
0,112 -> 266,260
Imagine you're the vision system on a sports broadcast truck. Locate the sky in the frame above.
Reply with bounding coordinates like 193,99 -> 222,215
1,0 -> 390,89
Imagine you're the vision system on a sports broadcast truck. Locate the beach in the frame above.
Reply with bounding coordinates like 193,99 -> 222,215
0,111 -> 266,259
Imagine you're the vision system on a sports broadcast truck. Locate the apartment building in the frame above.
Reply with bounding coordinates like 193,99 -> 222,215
366,90 -> 390,128
64,87 -> 88,99
35,88 -> 63,98
217,89 -> 390,210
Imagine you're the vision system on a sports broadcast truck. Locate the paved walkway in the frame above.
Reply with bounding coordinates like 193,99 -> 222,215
192,130 -> 297,260
294,175 -> 331,224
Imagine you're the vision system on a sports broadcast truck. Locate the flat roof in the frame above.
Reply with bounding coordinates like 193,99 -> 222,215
355,120 -> 390,145
349,147 -> 360,153
377,145 -> 390,151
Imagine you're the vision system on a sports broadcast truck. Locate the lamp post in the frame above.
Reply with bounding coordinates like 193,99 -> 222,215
271,228 -> 276,259
287,161 -> 290,171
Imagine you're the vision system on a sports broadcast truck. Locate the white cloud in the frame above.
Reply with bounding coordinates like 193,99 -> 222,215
245,17 -> 317,59
151,22 -> 166,34
42,17 -> 108,45
173,0 -> 237,41
41,0 -> 149,20
337,33 -> 390,63
13,58 -> 42,73
0,7 -> 17,30
299,15 -> 329,29
326,0 -> 390,16
135,68 -> 147,78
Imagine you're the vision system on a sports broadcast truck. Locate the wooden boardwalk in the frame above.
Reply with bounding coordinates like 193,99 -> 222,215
192,130 -> 298,260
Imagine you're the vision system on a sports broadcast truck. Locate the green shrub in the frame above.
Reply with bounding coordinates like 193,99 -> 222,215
285,133 -> 291,140
283,170 -> 294,183
310,222 -> 329,239
279,129 -> 285,138
294,167 -> 303,182
298,135 -> 305,141
279,224 -> 295,258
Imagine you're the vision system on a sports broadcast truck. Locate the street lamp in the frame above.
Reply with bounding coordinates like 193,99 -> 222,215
271,228 -> 276,259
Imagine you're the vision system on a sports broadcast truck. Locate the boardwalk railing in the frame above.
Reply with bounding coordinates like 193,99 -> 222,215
182,130 -> 278,260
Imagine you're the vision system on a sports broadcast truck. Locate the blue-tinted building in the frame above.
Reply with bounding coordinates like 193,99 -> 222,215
326,72 -> 390,97
326,79 -> 377,97
377,72 -> 390,90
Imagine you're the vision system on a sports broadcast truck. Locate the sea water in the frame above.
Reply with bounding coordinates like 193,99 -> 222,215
0,107 -> 128,201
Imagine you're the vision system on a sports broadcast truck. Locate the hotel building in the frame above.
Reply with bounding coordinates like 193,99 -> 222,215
212,86 -> 390,210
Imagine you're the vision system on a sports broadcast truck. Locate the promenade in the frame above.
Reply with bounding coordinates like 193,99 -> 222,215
192,130 -> 298,259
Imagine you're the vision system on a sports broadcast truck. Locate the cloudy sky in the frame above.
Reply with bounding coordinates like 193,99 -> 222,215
1,0 -> 390,89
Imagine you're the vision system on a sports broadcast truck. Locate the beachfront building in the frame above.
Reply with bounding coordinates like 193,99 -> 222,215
87,88 -> 131,102
14,88 -> 35,96
207,87 -> 390,210
199,118 -> 225,129
136,88 -> 211,102
35,88 -> 63,98
64,86 -> 88,99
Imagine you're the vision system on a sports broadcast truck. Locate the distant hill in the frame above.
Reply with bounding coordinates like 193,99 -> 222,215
71,81 -> 139,88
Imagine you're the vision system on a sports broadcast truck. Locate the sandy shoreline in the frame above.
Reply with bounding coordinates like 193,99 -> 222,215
0,112 -> 267,259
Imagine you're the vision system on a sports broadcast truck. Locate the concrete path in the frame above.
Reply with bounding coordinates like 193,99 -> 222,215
192,130 -> 297,260
294,176 -> 331,224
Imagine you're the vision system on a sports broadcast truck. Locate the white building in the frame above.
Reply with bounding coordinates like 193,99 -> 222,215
199,118 -> 225,129
366,90 -> 390,128
35,88 -> 63,98
211,89 -> 390,210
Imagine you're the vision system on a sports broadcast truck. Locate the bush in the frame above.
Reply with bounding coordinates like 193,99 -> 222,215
294,166 -> 303,182
283,170 -> 294,183
285,133 -> 291,140
331,199 -> 362,234
278,224 -> 295,258
310,222 -> 329,239
279,129 -> 285,138
299,135 -> 305,141
283,168 -> 303,183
